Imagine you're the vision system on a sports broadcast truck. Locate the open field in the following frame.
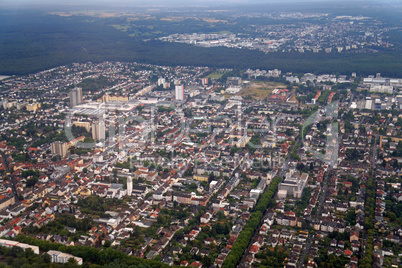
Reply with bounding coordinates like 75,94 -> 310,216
205,72 -> 227,79
237,81 -> 287,99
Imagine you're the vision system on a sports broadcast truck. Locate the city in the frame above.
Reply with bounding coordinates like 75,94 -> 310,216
0,61 -> 400,267
158,14 -> 396,54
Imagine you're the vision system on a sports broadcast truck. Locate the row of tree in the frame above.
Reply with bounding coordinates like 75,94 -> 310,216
360,175 -> 375,268
0,245 -> 56,268
222,176 -> 282,267
14,234 -> 170,267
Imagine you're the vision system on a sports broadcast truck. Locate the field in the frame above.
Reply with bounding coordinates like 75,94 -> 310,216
205,72 -> 227,79
237,81 -> 287,99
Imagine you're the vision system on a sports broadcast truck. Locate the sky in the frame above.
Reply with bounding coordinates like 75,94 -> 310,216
0,0 -> 387,6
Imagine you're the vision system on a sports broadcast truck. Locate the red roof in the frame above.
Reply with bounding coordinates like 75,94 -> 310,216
249,245 -> 259,253
344,249 -> 353,256
190,261 -> 202,268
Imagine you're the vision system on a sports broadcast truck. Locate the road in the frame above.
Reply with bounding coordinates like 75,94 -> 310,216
0,151 -> 19,199
297,167 -> 332,268
297,98 -> 373,267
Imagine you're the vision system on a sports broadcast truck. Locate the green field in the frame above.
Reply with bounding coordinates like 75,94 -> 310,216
206,72 -> 227,79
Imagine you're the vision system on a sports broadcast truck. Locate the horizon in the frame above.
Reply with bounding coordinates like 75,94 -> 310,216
1,0 -> 400,8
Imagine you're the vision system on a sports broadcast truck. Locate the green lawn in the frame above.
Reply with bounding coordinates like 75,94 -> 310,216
206,72 -> 227,79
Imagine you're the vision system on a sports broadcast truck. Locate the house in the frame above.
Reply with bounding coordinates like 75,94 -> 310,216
350,232 -> 359,242
190,247 -> 199,255
249,245 -> 259,255
382,248 -> 393,256
306,260 -> 317,268
280,230 -> 293,240
200,249 -> 210,257
200,212 -> 212,224
173,246 -> 183,255
351,242 -> 360,252
162,256 -> 174,266
189,261 -> 202,268
344,249 -> 353,258
259,223 -> 270,235
204,237 -> 216,245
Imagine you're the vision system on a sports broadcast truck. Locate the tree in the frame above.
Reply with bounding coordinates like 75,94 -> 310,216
387,212 -> 396,222
157,215 -> 167,225
104,240 -> 112,248
41,253 -> 51,264
67,257 -> 78,266
208,173 -> 215,183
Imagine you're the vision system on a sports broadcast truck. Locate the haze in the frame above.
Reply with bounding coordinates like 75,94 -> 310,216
1,0 -> 390,7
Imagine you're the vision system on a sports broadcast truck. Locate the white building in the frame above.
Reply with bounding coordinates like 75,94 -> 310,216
92,120 -> 105,141
47,250 -> 83,265
51,141 -> 67,157
127,176 -> 133,196
175,85 -> 184,100
69,87 -> 83,108
158,78 -> 166,86
278,173 -> 309,198
0,239 -> 39,254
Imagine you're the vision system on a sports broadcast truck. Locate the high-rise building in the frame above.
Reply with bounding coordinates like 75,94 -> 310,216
158,78 -> 166,86
175,85 -> 184,101
92,120 -> 105,141
51,141 -> 67,157
69,87 -> 83,108
127,176 -> 133,196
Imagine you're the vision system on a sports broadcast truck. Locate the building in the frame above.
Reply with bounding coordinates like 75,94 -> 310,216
0,196 -> 15,211
226,77 -> 242,86
69,87 -> 83,108
26,103 -> 41,112
369,85 -> 393,94
47,250 -> 83,265
175,85 -> 184,101
92,120 -> 105,141
73,121 -> 91,132
51,141 -> 67,157
278,173 -> 309,198
66,136 -> 85,149
193,175 -> 209,182
101,94 -> 129,102
158,78 -> 166,86
0,239 -> 39,254
233,135 -> 251,148
127,176 -> 133,196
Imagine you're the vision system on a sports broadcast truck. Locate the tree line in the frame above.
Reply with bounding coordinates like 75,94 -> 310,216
222,176 -> 282,267
14,234 -> 170,268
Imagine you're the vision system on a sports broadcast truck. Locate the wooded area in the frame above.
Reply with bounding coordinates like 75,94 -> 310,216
0,11 -> 401,77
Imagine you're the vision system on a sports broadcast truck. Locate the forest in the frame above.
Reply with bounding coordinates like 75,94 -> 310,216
0,10 -> 401,77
